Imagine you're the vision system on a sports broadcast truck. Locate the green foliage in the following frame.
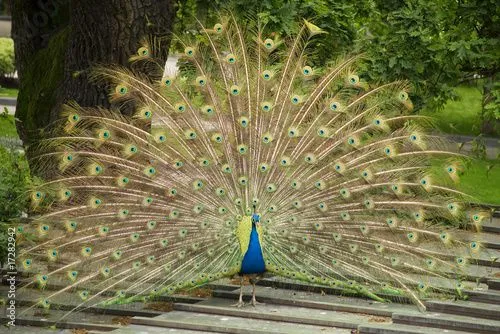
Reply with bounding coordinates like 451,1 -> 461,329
0,38 -> 15,76
482,79 -> 500,135
174,0 -> 373,63
0,113 -> 19,138
359,0 -> 499,111
173,0 -> 499,115
0,145 -> 31,222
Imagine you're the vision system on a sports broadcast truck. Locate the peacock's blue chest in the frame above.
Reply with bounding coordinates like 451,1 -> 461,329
240,224 -> 266,274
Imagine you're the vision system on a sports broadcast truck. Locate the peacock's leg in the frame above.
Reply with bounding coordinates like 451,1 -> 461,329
250,277 -> 264,306
231,276 -> 245,307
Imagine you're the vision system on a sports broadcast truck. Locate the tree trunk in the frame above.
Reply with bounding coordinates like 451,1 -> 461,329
11,0 -> 175,145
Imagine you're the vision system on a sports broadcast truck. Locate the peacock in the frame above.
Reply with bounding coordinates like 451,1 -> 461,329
16,14 -> 488,321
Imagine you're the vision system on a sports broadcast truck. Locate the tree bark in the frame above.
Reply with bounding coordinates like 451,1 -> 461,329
11,0 -> 175,145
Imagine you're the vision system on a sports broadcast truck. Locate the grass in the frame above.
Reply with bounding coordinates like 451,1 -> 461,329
0,114 -> 17,138
432,158 -> 500,206
0,87 -> 18,98
456,159 -> 500,205
422,86 -> 486,136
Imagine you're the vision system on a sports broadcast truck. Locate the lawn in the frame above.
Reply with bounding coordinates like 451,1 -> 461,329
422,85 -> 499,138
456,159 -> 500,206
430,158 -> 499,206
0,87 -> 18,98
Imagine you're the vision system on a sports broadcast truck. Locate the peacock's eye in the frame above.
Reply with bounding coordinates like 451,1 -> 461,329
117,86 -> 128,95
176,104 -> 186,112
264,38 -> 274,49
302,66 -> 312,75
348,74 -> 359,84
214,23 -> 223,33
184,47 -> 195,56
329,101 -> 341,111
226,54 -> 236,64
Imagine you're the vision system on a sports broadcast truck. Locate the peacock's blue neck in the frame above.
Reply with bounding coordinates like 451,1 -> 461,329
240,223 -> 266,274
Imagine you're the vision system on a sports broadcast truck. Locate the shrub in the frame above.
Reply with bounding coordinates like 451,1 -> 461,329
0,145 -> 31,221
0,38 -> 15,76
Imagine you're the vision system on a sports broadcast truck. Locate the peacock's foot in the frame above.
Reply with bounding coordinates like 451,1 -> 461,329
251,298 -> 265,307
232,300 -> 246,308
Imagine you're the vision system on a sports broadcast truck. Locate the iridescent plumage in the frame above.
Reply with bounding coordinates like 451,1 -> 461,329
17,14 -> 487,320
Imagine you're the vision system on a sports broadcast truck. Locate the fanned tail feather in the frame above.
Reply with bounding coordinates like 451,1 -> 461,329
17,14 -> 488,320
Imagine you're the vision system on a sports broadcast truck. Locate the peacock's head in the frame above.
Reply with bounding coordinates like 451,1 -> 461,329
252,213 -> 260,225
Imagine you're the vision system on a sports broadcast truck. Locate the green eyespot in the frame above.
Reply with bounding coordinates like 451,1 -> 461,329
163,77 -> 173,87
225,53 -> 237,64
263,38 -> 274,49
348,74 -> 359,85
238,176 -> 248,186
116,85 -> 128,95
266,183 -> 277,192
398,91 -> 409,101
212,133 -> 223,143
214,23 -> 223,33
196,76 -> 207,86
329,101 -> 341,112
261,102 -> 272,112
239,116 -> 249,128
184,47 -> 195,57
262,70 -> 273,80
302,66 -> 312,76
230,85 -> 240,96
138,46 -> 149,56
291,95 -> 302,105
280,156 -> 290,166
